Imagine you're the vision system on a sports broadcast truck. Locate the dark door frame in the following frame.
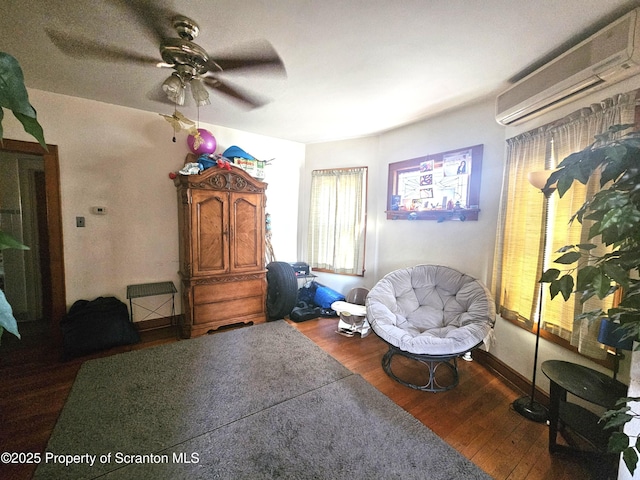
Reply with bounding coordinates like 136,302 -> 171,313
1,139 -> 65,338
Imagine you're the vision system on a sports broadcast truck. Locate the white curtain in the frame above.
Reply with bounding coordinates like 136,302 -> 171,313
307,167 -> 367,276
492,126 -> 550,326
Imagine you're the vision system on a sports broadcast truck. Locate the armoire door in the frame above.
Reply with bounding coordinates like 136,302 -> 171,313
230,192 -> 264,273
191,189 -> 229,276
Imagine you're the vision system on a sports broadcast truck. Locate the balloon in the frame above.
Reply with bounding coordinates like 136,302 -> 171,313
187,129 -> 217,155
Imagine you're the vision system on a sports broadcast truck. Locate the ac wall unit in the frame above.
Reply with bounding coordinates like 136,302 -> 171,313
496,8 -> 640,126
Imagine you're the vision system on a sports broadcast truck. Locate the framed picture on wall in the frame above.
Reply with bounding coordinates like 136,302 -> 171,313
386,144 -> 483,221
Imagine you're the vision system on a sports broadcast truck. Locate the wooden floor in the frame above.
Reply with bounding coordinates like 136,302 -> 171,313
0,317 -> 605,479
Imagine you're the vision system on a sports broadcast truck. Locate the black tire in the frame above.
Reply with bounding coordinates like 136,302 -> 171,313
266,262 -> 299,320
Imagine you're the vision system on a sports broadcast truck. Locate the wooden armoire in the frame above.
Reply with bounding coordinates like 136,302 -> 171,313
174,156 -> 267,338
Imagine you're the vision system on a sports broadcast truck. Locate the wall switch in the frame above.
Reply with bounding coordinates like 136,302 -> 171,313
76,216 -> 85,227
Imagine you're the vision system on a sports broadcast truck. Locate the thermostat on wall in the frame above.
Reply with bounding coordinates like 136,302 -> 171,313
91,206 -> 107,215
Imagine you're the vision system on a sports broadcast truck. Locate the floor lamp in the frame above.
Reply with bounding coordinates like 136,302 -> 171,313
512,169 -> 555,423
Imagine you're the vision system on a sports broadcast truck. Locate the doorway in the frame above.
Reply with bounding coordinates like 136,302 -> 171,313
0,139 -> 65,344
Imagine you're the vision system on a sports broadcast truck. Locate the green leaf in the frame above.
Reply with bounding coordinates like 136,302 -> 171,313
599,404 -> 631,422
554,251 -> 581,265
623,447 -> 639,475
0,52 -> 33,114
588,222 -> 604,242
584,209 -> 605,223
614,397 -> 640,407
603,144 -> 628,165
540,268 -> 560,283
576,266 -> 599,290
601,160 -> 628,186
592,190 -> 629,210
0,289 -> 20,340
550,274 -> 574,301
558,274 -> 574,300
556,174 -> 575,197
0,52 -> 47,150
592,271 -> 613,299
603,263 -> 629,287
556,151 -> 582,169
0,230 -> 29,250
602,411 -> 633,429
13,111 -> 46,150
608,431 -> 630,452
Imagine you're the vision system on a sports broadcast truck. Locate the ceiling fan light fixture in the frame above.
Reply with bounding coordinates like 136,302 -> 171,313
191,77 -> 210,106
162,73 -> 186,105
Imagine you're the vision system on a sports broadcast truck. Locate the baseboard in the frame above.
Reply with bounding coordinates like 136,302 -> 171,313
473,349 -> 550,407
134,315 -> 182,332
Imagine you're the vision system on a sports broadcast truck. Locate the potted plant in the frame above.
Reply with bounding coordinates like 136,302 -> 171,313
541,124 -> 640,474
0,51 -> 47,342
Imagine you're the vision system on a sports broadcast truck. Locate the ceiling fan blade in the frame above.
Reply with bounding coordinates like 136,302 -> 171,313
207,40 -> 286,76
108,0 -> 177,44
202,76 -> 269,109
46,29 -> 159,66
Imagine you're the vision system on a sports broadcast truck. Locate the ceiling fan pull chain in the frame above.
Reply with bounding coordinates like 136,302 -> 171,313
172,104 -> 177,143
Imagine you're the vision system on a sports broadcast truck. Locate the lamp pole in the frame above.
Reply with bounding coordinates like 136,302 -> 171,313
512,170 -> 555,423
512,282 -> 548,422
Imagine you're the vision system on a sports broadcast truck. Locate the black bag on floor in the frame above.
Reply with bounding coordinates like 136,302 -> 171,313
289,301 -> 322,322
61,296 -> 140,359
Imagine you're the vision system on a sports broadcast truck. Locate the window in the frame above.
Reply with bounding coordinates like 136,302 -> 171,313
307,167 -> 367,276
492,92 -> 636,356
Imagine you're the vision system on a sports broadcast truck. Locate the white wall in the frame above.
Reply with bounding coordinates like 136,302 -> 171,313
298,135 -> 381,292
2,89 -> 305,316
374,99 -> 504,285
302,97 -> 504,294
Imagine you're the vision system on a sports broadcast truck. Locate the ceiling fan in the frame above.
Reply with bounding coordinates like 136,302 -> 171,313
45,6 -> 286,109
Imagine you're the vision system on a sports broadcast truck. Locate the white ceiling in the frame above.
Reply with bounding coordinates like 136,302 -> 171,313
1,0 -> 638,144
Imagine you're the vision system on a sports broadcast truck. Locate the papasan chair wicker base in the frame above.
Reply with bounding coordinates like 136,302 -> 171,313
367,265 -> 495,393
381,342 -> 481,392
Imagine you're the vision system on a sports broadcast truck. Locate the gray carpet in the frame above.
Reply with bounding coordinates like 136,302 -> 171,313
35,320 -> 491,479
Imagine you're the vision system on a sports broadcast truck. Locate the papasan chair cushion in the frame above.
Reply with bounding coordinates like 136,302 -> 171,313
366,265 -> 496,391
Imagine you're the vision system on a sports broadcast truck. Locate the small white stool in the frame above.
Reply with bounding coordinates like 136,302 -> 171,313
331,300 -> 370,337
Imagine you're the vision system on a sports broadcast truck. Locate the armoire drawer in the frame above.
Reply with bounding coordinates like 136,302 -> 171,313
192,277 -> 265,305
194,295 -> 265,324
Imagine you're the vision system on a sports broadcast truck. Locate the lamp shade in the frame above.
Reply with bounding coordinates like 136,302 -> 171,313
598,318 -> 634,351
162,73 -> 186,105
527,169 -> 558,191
190,77 -> 210,106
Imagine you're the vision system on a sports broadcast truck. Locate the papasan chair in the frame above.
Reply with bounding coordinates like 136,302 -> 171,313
366,265 -> 496,392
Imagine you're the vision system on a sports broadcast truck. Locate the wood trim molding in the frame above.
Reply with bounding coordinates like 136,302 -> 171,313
0,139 -> 66,339
473,349 -> 550,407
